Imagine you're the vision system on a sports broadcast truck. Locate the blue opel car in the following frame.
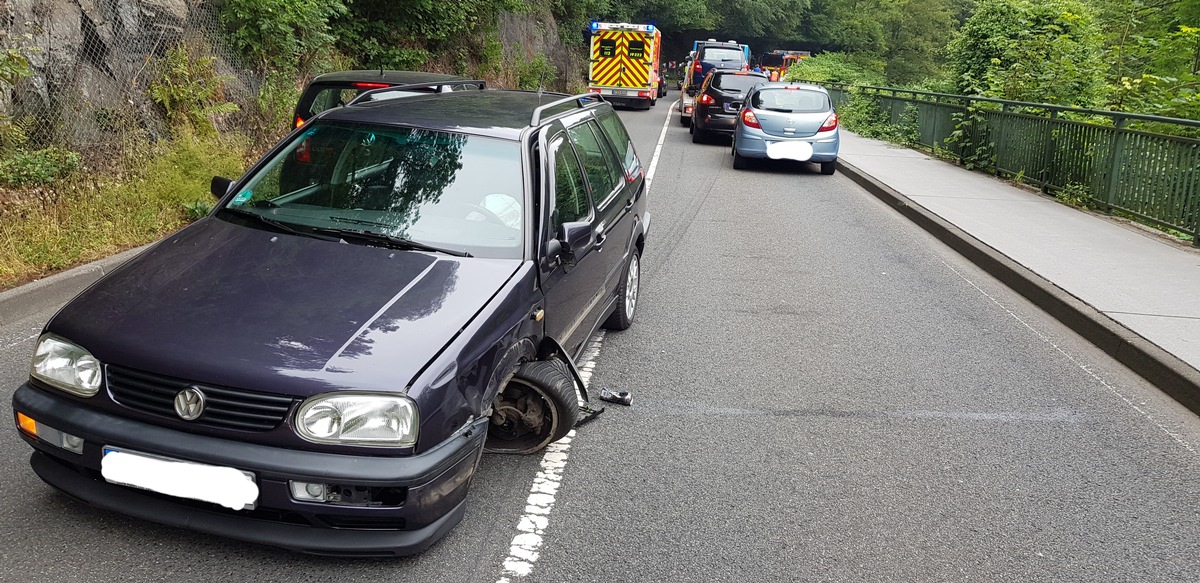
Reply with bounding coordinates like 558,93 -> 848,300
12,89 -> 648,556
731,82 -> 840,174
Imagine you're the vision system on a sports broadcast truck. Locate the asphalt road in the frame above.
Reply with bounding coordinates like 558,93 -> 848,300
2,93 -> 1199,582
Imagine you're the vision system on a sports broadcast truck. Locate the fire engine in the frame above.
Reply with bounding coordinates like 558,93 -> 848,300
587,21 -> 665,109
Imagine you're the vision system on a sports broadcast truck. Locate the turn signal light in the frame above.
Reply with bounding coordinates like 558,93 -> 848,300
17,412 -> 37,436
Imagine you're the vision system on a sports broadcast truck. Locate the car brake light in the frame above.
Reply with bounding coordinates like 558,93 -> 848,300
638,91 -> 651,98
742,64 -> 750,71
741,109 -> 761,129
699,94 -> 715,105
693,61 -> 703,72
295,138 -> 312,164
351,82 -> 391,89
294,116 -> 305,128
820,112 -> 838,131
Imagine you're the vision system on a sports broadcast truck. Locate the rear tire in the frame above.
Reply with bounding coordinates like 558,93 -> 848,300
603,250 -> 640,330
733,143 -> 750,170
485,360 -> 581,455
692,126 -> 706,143
821,160 -> 836,175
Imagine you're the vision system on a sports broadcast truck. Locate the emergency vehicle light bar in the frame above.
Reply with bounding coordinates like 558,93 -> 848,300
590,21 -> 656,33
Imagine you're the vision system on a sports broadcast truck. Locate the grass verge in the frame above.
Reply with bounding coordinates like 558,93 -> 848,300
0,132 -> 248,291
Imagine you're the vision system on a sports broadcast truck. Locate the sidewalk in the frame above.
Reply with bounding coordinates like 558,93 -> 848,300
836,131 -> 1200,412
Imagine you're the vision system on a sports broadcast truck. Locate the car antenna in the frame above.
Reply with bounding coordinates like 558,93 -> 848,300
537,67 -> 546,99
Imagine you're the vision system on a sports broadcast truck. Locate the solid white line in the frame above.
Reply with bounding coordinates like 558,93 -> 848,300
643,99 -> 679,192
497,332 -> 605,582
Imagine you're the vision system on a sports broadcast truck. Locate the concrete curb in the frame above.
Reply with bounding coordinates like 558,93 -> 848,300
836,159 -> 1200,415
0,246 -> 148,326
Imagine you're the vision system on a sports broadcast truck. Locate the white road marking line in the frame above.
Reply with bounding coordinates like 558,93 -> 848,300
496,332 -> 604,582
943,260 -> 1197,455
643,100 -> 678,192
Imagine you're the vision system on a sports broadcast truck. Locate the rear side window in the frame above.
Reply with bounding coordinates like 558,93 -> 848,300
596,111 -> 640,178
307,87 -> 360,117
751,89 -> 831,113
566,122 -> 622,200
713,74 -> 766,92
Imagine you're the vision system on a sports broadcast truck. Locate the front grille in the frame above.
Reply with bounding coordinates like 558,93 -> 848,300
106,365 -> 294,431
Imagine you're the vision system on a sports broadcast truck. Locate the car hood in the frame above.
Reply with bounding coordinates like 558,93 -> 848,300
47,218 -> 522,397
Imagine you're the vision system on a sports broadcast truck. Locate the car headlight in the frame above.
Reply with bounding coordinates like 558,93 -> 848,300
295,393 -> 418,447
30,334 -> 103,397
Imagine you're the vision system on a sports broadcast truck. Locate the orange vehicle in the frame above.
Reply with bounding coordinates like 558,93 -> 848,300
587,21 -> 665,109
760,50 -> 810,82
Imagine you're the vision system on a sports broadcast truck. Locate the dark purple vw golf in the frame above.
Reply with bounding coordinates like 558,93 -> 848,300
12,90 -> 648,556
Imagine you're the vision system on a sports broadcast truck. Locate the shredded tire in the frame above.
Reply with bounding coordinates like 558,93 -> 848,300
485,360 -> 581,455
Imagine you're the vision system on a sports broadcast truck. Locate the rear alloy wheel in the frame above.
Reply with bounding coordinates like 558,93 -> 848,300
486,360 -> 581,455
821,160 -> 836,175
603,250 -> 640,330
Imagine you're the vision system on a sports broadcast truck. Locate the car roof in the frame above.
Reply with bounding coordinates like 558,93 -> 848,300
711,70 -> 767,78
315,90 -> 604,140
308,70 -> 471,85
752,82 -> 829,94
700,43 -> 745,53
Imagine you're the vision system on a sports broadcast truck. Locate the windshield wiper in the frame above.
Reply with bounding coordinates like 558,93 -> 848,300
219,208 -> 339,241
311,227 -> 472,257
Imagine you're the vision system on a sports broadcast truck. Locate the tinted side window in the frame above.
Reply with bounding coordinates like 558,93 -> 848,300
307,87 -> 359,117
714,74 -> 766,92
551,135 -> 589,225
566,122 -> 622,202
596,111 -> 640,178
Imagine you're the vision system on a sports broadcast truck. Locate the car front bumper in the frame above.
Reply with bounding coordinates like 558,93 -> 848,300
13,383 -> 487,556
734,127 -> 840,162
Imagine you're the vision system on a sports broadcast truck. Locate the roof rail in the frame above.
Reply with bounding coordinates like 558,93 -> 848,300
529,93 -> 604,126
345,80 -> 487,106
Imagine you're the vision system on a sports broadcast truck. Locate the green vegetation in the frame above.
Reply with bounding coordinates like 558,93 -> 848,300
4,0 -> 1199,289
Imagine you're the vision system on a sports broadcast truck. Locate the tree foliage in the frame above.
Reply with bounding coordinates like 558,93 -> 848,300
220,0 -> 349,75
947,0 -> 1107,106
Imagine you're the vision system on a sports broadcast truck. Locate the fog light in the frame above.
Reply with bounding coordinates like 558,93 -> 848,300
18,414 -> 84,454
290,481 -> 328,502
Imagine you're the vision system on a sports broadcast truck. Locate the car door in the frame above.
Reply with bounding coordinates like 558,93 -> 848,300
539,130 -> 606,357
566,117 -> 637,327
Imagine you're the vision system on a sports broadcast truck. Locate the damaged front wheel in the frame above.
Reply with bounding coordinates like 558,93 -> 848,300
485,360 -> 581,454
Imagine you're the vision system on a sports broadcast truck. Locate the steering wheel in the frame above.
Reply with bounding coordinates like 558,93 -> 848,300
452,202 -> 507,226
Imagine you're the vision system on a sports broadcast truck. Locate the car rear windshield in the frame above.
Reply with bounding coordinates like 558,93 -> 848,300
702,47 -> 744,62
760,54 -> 784,67
751,88 -> 831,113
713,74 -> 766,92
223,122 -> 524,259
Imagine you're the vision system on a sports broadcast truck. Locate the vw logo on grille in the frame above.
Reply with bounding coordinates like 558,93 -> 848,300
173,386 -> 206,421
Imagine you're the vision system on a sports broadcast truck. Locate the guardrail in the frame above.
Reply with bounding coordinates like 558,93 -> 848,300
804,82 -> 1200,245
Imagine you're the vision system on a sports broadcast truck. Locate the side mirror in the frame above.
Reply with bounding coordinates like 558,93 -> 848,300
547,221 -> 592,267
210,176 -> 235,199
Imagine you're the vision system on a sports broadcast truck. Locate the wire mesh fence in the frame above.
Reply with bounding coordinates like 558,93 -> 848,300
1,0 -> 257,156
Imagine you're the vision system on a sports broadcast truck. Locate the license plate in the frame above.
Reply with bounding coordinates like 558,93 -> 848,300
766,140 -> 815,162
102,447 -> 258,510
611,89 -> 628,96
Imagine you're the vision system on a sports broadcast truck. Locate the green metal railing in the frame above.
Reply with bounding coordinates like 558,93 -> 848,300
807,82 -> 1200,245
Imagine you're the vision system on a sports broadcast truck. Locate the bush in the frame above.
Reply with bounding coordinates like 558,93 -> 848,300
0,147 -> 81,187
783,52 -> 885,86
148,44 -> 240,137
517,55 -> 556,90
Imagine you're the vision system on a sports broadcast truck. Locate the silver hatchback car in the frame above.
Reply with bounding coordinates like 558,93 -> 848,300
731,82 -> 839,174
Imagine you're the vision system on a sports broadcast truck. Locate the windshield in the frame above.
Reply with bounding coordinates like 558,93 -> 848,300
751,89 -> 831,113
222,122 -> 524,259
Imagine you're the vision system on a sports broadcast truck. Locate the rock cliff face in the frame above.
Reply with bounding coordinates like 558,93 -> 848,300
1,0 -> 220,146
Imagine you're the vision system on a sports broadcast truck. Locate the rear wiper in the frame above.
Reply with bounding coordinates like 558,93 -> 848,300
311,227 -> 472,257
220,208 -> 338,241
762,107 -> 794,113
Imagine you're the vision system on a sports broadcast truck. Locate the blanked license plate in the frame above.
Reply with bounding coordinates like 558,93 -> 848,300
611,89 -> 628,96
101,447 -> 258,510
766,140 -> 814,162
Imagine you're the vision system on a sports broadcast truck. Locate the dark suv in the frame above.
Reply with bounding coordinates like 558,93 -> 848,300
685,41 -> 749,90
13,90 -> 648,556
690,70 -> 768,142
